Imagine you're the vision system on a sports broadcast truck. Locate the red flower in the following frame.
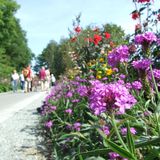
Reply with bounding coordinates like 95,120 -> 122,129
74,26 -> 81,33
138,0 -> 150,3
93,34 -> 102,45
70,37 -> 77,42
132,12 -> 140,20
158,14 -> 160,21
104,32 -> 111,39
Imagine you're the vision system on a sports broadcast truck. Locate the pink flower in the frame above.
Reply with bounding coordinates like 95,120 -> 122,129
73,122 -> 81,131
65,108 -> 73,115
50,106 -> 57,111
102,125 -> 110,135
45,120 -> 53,129
121,127 -> 137,135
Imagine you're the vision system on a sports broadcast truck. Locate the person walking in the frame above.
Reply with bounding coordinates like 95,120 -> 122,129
39,66 -> 46,91
45,68 -> 51,91
11,70 -> 19,93
51,74 -> 56,86
23,65 -> 32,92
20,70 -> 25,92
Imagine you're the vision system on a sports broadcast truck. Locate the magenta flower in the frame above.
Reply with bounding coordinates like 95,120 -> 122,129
102,125 -> 110,135
108,45 -> 129,67
135,32 -> 157,45
126,82 -> 132,89
89,81 -> 137,115
132,81 -> 142,90
45,120 -> 53,129
108,152 -> 128,160
119,74 -> 126,80
73,122 -> 81,131
71,99 -> 80,103
77,85 -> 88,97
132,59 -> 151,70
50,106 -> 57,111
148,69 -> 160,80
121,127 -> 137,135
135,34 -> 144,44
65,108 -> 73,115
108,152 -> 120,159
66,91 -> 73,98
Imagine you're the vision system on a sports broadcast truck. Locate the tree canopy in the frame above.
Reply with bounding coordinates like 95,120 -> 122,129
0,0 -> 33,91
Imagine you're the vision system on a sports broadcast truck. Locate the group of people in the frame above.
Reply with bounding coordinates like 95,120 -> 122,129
11,65 -> 56,93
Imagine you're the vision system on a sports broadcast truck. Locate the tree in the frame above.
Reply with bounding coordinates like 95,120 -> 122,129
0,0 -> 33,92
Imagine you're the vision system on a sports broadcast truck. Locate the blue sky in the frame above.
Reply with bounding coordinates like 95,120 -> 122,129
15,0 -> 155,56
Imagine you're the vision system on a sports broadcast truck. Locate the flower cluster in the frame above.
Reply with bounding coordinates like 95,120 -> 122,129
108,45 -> 129,67
131,80 -> 142,90
135,32 -> 157,45
89,81 -> 137,115
132,59 -> 151,70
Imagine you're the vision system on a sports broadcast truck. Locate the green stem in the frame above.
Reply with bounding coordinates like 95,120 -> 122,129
150,65 -> 160,102
155,113 -> 160,137
111,114 -> 129,151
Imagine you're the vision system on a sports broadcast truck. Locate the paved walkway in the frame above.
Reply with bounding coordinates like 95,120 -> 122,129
0,91 -> 47,160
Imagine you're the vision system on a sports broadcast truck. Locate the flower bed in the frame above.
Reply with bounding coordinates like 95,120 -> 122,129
39,1 -> 160,159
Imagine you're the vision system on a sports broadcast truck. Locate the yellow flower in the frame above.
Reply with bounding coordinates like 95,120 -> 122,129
106,68 -> 113,76
102,64 -> 107,67
97,70 -> 102,74
87,62 -> 92,67
96,75 -> 102,79
99,58 -> 104,63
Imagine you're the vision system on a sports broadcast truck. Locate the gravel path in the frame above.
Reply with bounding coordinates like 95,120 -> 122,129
0,92 -> 47,160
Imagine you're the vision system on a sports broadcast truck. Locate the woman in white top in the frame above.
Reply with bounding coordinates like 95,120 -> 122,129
20,70 -> 25,91
11,70 -> 19,92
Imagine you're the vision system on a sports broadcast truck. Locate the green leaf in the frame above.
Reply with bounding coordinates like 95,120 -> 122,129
73,148 -> 111,159
126,122 -> 135,155
85,156 -> 106,160
105,139 -> 135,160
139,7 -> 146,12
144,148 -> 160,160
59,132 -> 86,140
135,137 -> 160,148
